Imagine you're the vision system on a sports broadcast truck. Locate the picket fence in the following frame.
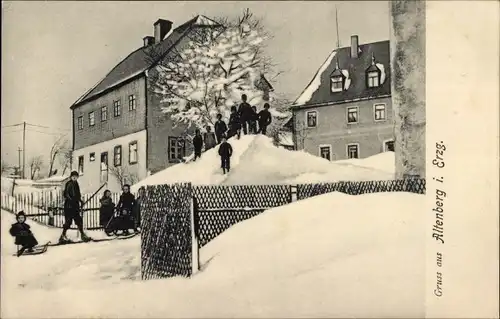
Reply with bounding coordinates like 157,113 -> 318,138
0,191 -> 125,230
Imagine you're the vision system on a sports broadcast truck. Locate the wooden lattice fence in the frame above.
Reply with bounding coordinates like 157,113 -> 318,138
296,178 -> 426,200
192,185 -> 292,247
141,183 -> 193,280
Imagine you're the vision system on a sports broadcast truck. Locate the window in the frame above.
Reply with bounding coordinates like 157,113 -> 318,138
347,144 -> 359,159
128,95 -> 137,111
114,145 -> 122,167
306,111 -> 317,128
113,100 -> 121,117
347,107 -> 358,124
331,76 -> 343,92
319,145 -> 332,161
101,106 -> 108,121
89,152 -> 95,162
129,141 -> 138,164
100,152 -> 108,183
168,137 -> 185,162
88,111 -> 95,127
78,156 -> 84,175
374,103 -> 386,121
77,116 -> 83,130
367,71 -> 380,88
384,140 -> 395,152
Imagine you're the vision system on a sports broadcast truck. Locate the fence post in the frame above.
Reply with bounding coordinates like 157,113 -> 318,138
190,196 -> 200,275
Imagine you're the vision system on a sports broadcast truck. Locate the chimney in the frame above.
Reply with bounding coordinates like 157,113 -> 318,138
351,35 -> 359,58
143,36 -> 155,47
154,19 -> 173,43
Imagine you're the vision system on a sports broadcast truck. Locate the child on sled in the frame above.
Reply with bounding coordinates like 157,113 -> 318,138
104,184 -> 138,236
9,211 -> 39,257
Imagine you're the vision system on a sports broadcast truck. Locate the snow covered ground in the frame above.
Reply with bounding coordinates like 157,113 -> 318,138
1,191 -> 424,318
132,135 -> 394,192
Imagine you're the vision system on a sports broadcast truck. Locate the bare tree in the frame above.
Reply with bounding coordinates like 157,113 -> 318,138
1,160 -> 11,175
29,155 -> 44,180
109,166 -> 139,188
48,136 -> 66,177
294,120 -> 309,151
58,139 -> 73,175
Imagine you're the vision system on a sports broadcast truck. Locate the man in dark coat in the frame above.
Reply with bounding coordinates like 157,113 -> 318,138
116,184 -> 138,234
228,106 -> 241,139
258,103 -> 273,135
218,135 -> 233,174
192,129 -> 203,161
238,94 -> 253,135
10,211 -> 39,257
59,171 -> 90,243
204,126 -> 217,151
249,106 -> 258,134
214,113 -> 228,144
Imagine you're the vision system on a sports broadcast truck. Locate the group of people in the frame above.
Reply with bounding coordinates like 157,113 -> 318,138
192,94 -> 273,162
9,171 -> 146,256
192,94 -> 273,174
99,184 -> 145,236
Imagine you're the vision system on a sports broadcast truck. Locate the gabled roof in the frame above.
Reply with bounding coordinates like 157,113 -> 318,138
293,40 -> 390,107
71,15 -> 221,108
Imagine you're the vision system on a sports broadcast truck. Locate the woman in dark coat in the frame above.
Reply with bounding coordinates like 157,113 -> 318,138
99,190 -> 115,234
9,211 -> 38,257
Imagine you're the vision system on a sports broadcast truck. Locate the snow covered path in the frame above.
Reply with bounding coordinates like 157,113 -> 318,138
1,191 -> 425,318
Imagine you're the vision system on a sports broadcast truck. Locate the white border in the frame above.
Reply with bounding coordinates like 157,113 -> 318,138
318,144 -> 332,161
305,110 -> 318,128
382,138 -> 394,152
346,142 -> 360,159
373,103 -> 387,122
346,106 -> 359,124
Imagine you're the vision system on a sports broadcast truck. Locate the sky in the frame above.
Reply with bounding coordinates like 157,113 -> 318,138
1,1 -> 390,172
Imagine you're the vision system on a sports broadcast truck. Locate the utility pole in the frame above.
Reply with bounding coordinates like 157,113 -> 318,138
22,121 -> 26,179
17,147 -> 22,176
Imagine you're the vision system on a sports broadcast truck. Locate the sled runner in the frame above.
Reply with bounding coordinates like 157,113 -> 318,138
14,241 -> 50,257
103,209 -> 139,237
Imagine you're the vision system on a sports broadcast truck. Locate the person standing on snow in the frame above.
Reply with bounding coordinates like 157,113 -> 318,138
59,171 -> 91,243
229,106 -> 242,139
238,94 -> 253,135
116,184 -> 138,235
249,105 -> 259,134
203,126 -> 217,151
10,211 -> 39,257
258,103 -> 273,135
214,113 -> 228,144
192,129 -> 203,161
218,135 -> 233,174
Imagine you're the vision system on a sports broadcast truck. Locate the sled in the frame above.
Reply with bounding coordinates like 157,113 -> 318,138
14,241 -> 50,257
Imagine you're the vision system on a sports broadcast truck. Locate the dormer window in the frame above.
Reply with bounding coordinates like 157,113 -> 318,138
366,53 -> 382,88
331,76 -> 344,92
330,59 -> 345,93
367,71 -> 380,87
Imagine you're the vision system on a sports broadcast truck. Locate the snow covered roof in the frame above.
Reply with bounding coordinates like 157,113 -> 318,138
71,15 -> 222,108
278,131 -> 294,147
293,40 -> 390,107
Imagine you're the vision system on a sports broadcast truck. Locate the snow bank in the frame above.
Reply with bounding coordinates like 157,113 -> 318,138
294,50 -> 337,105
1,191 -> 425,318
131,135 -> 257,192
132,135 -> 394,190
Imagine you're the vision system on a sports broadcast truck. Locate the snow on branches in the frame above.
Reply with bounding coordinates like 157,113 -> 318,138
153,14 -> 268,129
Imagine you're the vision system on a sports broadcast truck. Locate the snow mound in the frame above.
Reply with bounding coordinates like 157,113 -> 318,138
1,191 -> 425,318
132,135 -> 394,191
